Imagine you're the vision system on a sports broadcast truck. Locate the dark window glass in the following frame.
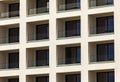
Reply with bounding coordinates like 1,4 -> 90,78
77,47 -> 81,63
8,78 -> 19,82
97,43 -> 114,61
36,0 -> 49,13
96,0 -> 113,6
76,0 -> 80,8
9,3 -> 19,17
97,71 -> 114,82
65,46 -> 81,64
65,0 -> 80,10
96,16 -> 114,34
108,44 -> 114,60
8,52 -> 19,68
108,72 -> 114,82
65,20 -> 80,37
107,0 -> 113,4
36,24 -> 49,40
97,72 -> 108,82
36,76 -> 49,82
8,28 -> 19,43
36,49 -> 49,66
107,16 -> 114,32
66,74 -> 80,82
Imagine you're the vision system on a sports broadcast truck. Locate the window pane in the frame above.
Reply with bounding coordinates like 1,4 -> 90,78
97,72 -> 107,82
107,0 -> 113,4
108,72 -> 114,82
36,24 -> 49,40
76,47 -> 80,63
71,47 -> 77,63
8,78 -> 19,82
66,74 -> 81,82
65,20 -> 80,37
96,17 -> 107,33
107,44 -> 114,60
8,28 -> 19,43
36,76 -> 49,82
96,0 -> 107,6
66,74 -> 77,82
76,0 -> 80,8
107,16 -> 114,32
76,21 -> 80,35
46,50 -> 49,65
36,49 -> 49,66
76,75 -> 80,82
8,52 -> 19,68
9,3 -> 19,17
97,44 -> 108,61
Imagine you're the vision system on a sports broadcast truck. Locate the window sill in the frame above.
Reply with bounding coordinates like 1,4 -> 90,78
0,16 -> 19,20
0,42 -> 19,45
57,63 -> 81,67
89,60 -> 114,64
57,8 -> 81,13
27,12 -> 49,17
57,36 -> 81,40
89,4 -> 114,9
0,68 -> 19,71
27,66 -> 49,69
27,39 -> 49,43
89,32 -> 114,37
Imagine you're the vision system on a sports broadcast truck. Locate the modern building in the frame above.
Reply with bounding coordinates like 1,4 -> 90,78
0,0 -> 119,82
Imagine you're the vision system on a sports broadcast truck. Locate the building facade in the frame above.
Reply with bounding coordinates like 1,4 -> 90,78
0,0 -> 119,82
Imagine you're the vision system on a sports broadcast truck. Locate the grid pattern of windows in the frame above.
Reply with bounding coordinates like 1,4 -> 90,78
0,0 -> 119,82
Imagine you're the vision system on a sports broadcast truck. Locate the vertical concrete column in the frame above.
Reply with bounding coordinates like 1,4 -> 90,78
114,0 -> 120,82
49,0 -> 57,82
19,0 -> 27,82
81,0 -> 89,82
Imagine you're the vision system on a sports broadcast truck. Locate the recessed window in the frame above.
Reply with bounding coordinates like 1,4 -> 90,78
97,71 -> 114,82
36,0 -> 49,13
65,0 -> 80,10
58,0 -> 81,11
57,44 -> 81,65
66,74 -> 80,82
36,24 -> 49,40
27,47 -> 49,68
36,76 -> 49,82
8,78 -> 19,82
36,49 -> 49,66
65,46 -> 81,64
27,21 -> 49,42
96,16 -> 114,34
28,0 -> 49,15
57,17 -> 81,38
97,43 -> 114,61
89,0 -> 113,7
96,0 -> 113,6
8,52 -> 19,68
9,3 -> 19,17
65,20 -> 80,37
8,28 -> 19,43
